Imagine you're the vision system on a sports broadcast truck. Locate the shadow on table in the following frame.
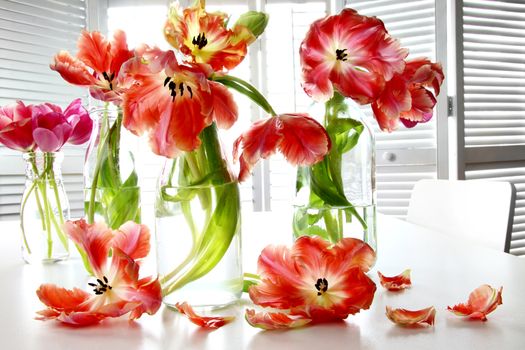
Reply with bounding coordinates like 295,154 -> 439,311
247,321 -> 366,350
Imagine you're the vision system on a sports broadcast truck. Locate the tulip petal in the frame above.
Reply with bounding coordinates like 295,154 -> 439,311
378,269 -> 412,291
245,309 -> 311,330
332,237 -> 376,272
386,306 -> 436,327
50,51 -> 98,86
63,219 -> 113,276
447,285 -> 503,321
209,81 -> 238,129
33,128 -> 61,152
77,30 -> 110,74
36,284 -> 92,313
278,113 -> 331,166
175,302 -> 234,329
112,221 -> 151,260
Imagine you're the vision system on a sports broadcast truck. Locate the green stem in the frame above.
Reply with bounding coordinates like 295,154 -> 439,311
46,153 -> 68,252
41,156 -> 53,259
211,74 -> 278,116
19,181 -> 37,254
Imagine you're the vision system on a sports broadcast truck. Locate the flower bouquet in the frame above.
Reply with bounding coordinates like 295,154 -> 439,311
294,9 -> 444,248
0,99 -> 92,262
51,30 -> 140,229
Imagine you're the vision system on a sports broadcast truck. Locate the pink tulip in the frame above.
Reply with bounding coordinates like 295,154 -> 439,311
63,98 -> 93,145
0,101 -> 35,152
32,111 -> 73,152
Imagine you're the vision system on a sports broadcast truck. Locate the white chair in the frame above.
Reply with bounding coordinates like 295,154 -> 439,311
406,179 -> 515,253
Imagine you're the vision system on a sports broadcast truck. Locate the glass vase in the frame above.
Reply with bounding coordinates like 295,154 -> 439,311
155,123 -> 242,309
84,107 -> 141,229
293,93 -> 377,251
20,152 -> 70,263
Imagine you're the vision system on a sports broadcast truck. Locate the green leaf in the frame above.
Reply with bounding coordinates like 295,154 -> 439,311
107,187 -> 140,229
235,11 -> 269,39
309,158 -> 350,207
326,118 -> 364,154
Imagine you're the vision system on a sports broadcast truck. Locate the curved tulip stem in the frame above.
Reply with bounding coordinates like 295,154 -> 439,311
19,181 -> 36,254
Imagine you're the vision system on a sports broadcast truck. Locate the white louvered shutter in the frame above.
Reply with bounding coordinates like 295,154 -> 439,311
262,0 -> 330,211
457,0 -> 525,256
0,0 -> 87,220
345,0 -> 441,218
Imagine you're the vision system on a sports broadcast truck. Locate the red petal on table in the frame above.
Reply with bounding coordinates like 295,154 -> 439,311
447,285 -> 503,321
175,302 -> 234,329
386,306 -> 436,327
378,269 -> 412,291
245,309 -> 311,330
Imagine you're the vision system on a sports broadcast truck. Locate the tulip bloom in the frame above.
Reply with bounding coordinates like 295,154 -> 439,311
378,269 -> 412,291
447,285 -> 503,321
386,306 -> 436,327
164,3 -> 254,71
247,237 -> 376,329
31,99 -> 92,152
372,58 -> 444,132
51,30 -> 134,103
0,101 -> 35,152
122,49 -> 238,158
233,113 -> 331,181
300,8 -> 407,104
36,220 -> 161,326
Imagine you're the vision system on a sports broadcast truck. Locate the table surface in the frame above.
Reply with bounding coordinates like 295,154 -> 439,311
1,213 -> 524,350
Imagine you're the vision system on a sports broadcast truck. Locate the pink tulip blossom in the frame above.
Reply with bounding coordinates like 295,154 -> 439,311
0,101 -> 36,152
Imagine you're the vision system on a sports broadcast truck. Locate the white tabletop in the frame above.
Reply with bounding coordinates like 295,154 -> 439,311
1,213 -> 524,350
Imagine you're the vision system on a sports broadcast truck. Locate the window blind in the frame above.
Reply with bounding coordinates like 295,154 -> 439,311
459,0 -> 525,255
346,0 -> 439,218
0,0 -> 87,220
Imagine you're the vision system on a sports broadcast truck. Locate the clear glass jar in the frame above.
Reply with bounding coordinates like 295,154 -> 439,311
20,152 -> 70,263
155,124 -> 242,309
84,107 -> 141,229
293,94 -> 377,251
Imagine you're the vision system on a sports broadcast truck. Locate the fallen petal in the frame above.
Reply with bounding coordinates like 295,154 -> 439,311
175,302 -> 234,329
245,309 -> 311,330
378,269 -> 412,291
386,306 -> 436,327
447,285 -> 503,321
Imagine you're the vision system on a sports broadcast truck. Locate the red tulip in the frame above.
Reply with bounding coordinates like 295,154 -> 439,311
36,219 -> 162,326
121,48 -> 238,158
247,237 -> 376,328
51,30 -> 134,103
164,3 -> 254,71
372,58 -> 444,132
233,113 -> 331,182
300,8 -> 407,104
0,101 -> 35,152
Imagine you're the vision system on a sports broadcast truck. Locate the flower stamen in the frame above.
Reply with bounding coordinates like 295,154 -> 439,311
335,49 -> 348,62
315,278 -> 328,296
192,33 -> 208,50
88,276 -> 112,295
102,72 -> 115,90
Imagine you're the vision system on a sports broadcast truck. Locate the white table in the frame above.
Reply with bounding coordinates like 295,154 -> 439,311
1,214 -> 524,350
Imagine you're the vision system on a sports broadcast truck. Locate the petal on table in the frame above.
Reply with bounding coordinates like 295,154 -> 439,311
175,302 -> 235,329
245,309 -> 311,330
447,285 -> 503,321
386,306 -> 436,327
378,269 -> 412,291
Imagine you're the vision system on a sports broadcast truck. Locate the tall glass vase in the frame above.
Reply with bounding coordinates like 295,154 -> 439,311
155,123 -> 242,309
20,152 -> 70,263
293,93 -> 377,251
84,107 -> 141,229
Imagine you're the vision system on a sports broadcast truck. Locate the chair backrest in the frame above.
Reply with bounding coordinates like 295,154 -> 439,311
406,179 -> 515,252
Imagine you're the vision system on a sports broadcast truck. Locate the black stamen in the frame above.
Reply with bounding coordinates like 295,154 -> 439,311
88,283 -> 96,287
315,278 -> 329,296
164,76 -> 171,87
103,276 -> 108,283
187,86 -> 193,98
336,49 -> 348,61
90,276 -> 112,295
102,72 -> 110,81
179,83 -> 184,96
192,33 -> 208,50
